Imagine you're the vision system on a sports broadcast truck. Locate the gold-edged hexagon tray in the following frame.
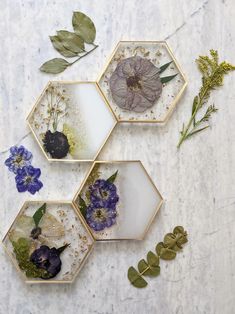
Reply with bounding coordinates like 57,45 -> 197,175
98,41 -> 187,123
73,161 -> 163,241
2,201 -> 94,284
27,81 -> 117,162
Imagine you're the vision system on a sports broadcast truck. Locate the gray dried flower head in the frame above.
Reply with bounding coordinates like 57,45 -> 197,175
109,56 -> 162,113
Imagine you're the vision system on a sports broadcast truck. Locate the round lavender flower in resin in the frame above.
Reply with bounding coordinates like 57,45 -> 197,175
15,165 -> 43,195
89,179 -> 119,209
30,244 -> 69,279
86,205 -> 117,232
109,56 -> 163,113
5,145 -> 33,174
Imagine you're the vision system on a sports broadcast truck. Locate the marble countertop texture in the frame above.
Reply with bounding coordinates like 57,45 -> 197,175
0,0 -> 235,313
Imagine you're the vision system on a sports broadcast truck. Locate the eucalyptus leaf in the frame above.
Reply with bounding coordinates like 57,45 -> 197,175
33,203 -> 46,227
107,170 -> 118,183
57,30 -> 85,53
160,74 -> 178,84
160,61 -> 173,74
78,195 -> 87,217
156,242 -> 177,260
50,36 -> 78,58
72,11 -> 96,44
128,267 -> 147,288
40,58 -> 70,74
173,226 -> 186,235
147,251 -> 159,267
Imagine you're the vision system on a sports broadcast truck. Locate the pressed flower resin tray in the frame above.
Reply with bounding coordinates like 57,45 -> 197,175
2,201 -> 94,283
98,41 -> 187,123
27,82 -> 117,161
73,161 -> 163,241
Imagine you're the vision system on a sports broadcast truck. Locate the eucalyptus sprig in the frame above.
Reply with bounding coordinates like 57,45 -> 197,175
40,12 -> 98,74
177,50 -> 235,148
127,226 -> 188,288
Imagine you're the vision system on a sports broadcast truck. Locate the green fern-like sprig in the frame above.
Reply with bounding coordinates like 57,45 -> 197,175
177,49 -> 235,148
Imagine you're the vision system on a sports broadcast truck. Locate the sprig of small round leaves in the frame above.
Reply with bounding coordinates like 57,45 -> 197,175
40,12 -> 98,74
127,226 -> 188,288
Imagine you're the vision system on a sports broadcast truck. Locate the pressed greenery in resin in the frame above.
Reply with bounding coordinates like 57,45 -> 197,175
78,166 -> 119,232
128,226 -> 188,288
9,203 -> 69,280
110,56 -> 177,113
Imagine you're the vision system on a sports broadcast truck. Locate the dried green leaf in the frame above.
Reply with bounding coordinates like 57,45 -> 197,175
127,266 -> 147,288
40,58 -> 70,74
147,251 -> 159,267
156,242 -> 177,260
50,35 -> 78,58
57,30 -> 85,53
138,259 -> 159,276
107,170 -> 118,183
78,195 -> 87,217
173,226 -> 186,235
160,61 -> 173,74
72,11 -> 96,44
192,96 -> 199,115
160,74 -> 178,84
33,203 -> 46,227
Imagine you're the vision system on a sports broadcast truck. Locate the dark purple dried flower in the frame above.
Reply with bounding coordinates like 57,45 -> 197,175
30,244 -> 69,279
5,145 -> 33,174
43,130 -> 70,159
15,165 -> 43,195
89,179 -> 119,209
86,205 -> 117,232
109,56 -> 163,113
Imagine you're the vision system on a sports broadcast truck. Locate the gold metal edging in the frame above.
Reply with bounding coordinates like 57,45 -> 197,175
72,160 -> 164,241
96,40 -> 188,124
2,200 -> 95,284
26,81 -> 118,163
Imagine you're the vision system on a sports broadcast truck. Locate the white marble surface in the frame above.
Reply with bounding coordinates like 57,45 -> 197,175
0,0 -> 235,313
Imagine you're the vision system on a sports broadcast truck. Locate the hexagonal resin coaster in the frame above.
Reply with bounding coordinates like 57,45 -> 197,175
98,41 -> 187,123
73,161 -> 163,241
2,201 -> 94,284
27,82 -> 117,161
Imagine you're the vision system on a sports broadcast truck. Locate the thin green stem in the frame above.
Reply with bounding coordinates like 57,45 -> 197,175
69,44 -> 98,66
177,82 -> 210,148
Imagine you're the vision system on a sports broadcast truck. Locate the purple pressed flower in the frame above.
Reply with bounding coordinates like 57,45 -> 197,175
109,56 -> 163,112
30,244 -> 69,279
86,204 -> 117,232
5,145 -> 33,174
89,179 -> 119,209
15,165 -> 43,195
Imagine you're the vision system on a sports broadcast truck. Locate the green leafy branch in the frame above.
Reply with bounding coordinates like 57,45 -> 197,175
127,226 -> 188,288
177,49 -> 235,148
40,12 -> 98,74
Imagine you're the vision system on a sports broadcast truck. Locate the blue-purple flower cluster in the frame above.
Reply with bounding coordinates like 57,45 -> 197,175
5,145 -> 43,195
86,179 -> 119,231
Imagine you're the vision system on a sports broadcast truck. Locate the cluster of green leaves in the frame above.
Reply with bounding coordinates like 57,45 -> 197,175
40,12 -> 98,74
159,61 -> 178,84
12,237 -> 50,279
177,50 -> 235,148
127,226 -> 188,288
79,170 -> 118,218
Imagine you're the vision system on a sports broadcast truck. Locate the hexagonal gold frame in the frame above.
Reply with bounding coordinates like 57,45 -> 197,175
26,81 -> 118,162
73,160 -> 164,241
2,200 -> 95,284
97,40 -> 188,123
